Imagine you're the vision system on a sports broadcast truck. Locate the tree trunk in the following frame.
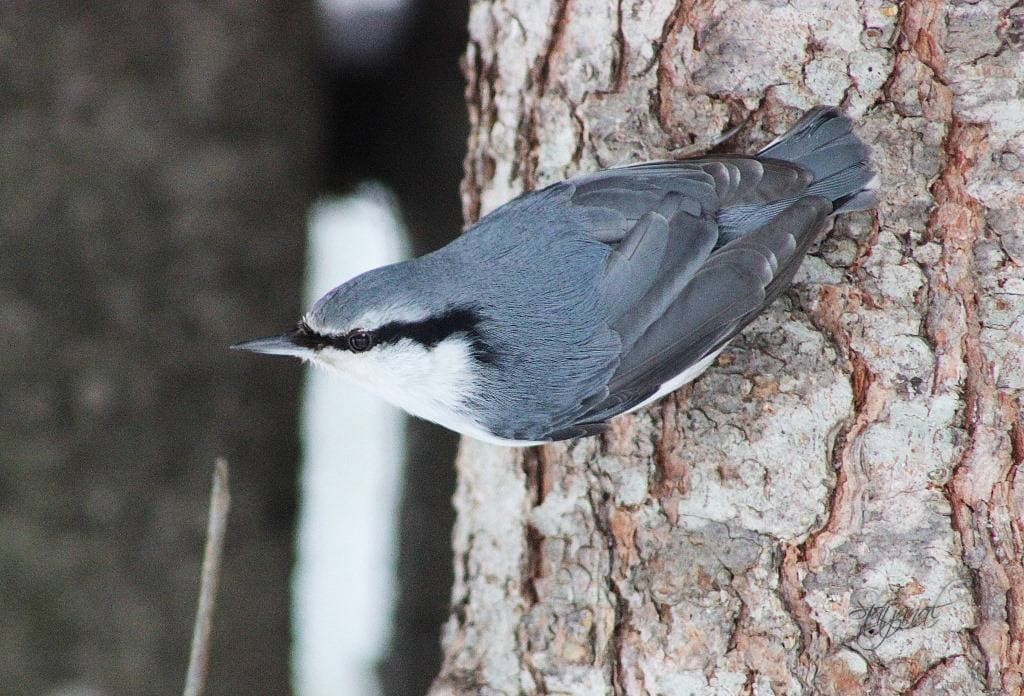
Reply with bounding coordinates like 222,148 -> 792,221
434,1 -> 1024,693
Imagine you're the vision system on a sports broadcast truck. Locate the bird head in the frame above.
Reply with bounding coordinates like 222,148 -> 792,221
232,262 -> 492,430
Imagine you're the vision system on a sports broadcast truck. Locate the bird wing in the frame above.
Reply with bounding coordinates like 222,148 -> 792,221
524,160 -> 830,440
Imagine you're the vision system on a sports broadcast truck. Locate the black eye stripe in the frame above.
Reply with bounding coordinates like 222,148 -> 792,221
375,308 -> 498,365
292,320 -> 349,352
292,309 -> 496,363
375,308 -> 481,348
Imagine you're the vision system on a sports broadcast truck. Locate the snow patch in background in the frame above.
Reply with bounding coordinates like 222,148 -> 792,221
293,184 -> 409,696
317,0 -> 413,70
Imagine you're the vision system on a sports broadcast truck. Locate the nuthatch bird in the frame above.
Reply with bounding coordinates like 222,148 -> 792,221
234,107 -> 877,445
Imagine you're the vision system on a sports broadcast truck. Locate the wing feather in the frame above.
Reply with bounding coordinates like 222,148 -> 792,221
464,150 -> 841,440
540,197 -> 831,437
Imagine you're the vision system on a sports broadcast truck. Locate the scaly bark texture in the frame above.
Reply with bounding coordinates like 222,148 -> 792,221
433,1 -> 1024,694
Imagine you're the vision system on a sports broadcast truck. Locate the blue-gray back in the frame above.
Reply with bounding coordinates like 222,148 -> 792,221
389,107 -> 876,441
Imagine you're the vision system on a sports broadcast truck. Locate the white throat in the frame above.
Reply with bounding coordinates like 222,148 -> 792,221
311,335 -> 507,442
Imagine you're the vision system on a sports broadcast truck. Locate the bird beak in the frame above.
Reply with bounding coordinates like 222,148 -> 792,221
231,331 -> 311,359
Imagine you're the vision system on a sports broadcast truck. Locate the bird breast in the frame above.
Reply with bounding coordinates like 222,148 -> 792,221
313,335 -> 522,444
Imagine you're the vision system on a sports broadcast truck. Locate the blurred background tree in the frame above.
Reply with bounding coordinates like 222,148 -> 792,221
0,1 -> 467,694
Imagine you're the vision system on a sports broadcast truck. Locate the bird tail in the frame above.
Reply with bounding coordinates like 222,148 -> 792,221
758,106 -> 878,214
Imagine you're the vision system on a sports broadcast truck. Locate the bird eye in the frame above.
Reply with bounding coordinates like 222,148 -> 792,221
347,330 -> 374,352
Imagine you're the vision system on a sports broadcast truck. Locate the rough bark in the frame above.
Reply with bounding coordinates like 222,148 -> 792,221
434,1 -> 1024,694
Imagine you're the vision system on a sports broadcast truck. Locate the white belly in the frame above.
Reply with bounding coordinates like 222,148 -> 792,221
315,338 -> 725,448
623,346 -> 727,416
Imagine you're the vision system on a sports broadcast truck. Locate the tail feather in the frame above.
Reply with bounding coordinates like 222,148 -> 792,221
759,106 -> 878,214
831,184 -> 878,213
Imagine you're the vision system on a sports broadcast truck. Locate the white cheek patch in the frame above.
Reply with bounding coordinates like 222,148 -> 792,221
315,337 -> 485,436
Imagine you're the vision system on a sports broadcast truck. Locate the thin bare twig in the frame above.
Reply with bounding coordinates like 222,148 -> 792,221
183,458 -> 231,696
